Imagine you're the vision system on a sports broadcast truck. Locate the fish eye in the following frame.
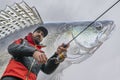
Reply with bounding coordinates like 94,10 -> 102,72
95,22 -> 103,30
96,25 -> 103,30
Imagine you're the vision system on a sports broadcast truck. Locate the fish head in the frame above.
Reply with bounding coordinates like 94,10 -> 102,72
70,20 -> 115,48
42,20 -> 115,63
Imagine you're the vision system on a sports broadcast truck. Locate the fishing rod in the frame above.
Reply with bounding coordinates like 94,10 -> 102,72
67,0 -> 120,44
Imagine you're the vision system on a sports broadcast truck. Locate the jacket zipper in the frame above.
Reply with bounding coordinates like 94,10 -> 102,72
25,45 -> 37,80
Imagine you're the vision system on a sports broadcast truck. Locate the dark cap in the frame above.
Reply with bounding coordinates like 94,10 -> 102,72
34,26 -> 48,37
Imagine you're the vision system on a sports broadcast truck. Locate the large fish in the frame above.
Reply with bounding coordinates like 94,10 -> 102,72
37,20 -> 115,80
0,1 -> 115,80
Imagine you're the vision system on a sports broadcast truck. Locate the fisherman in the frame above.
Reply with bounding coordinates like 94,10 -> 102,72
1,26 -> 69,80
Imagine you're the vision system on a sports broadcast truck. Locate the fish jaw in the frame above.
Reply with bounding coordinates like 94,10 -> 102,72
97,21 -> 115,43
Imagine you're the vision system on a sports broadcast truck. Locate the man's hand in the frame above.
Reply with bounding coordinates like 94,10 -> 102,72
55,43 -> 70,63
33,51 -> 48,64
56,43 -> 69,55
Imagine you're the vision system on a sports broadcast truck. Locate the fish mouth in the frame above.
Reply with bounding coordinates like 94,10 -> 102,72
97,21 -> 115,43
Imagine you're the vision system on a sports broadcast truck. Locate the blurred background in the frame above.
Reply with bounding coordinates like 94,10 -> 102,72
0,0 -> 120,80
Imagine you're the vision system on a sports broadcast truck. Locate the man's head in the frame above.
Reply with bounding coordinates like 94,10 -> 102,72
32,26 -> 48,44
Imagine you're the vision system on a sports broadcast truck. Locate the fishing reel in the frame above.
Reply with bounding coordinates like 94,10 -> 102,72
55,51 -> 67,64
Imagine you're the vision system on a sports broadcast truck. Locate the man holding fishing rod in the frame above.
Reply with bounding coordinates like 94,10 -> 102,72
1,0 -> 120,79
1,26 -> 69,80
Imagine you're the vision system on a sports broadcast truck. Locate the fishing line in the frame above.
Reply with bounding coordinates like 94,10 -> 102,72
67,0 -> 120,44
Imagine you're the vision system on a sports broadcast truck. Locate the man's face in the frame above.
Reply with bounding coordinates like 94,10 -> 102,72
32,30 -> 44,44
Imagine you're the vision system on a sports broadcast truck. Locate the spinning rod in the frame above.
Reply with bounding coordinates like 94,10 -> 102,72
66,0 -> 120,45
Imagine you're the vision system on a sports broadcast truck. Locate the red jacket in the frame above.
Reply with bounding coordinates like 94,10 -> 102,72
1,33 -> 59,80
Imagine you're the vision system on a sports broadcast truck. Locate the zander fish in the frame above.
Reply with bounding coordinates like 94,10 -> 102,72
37,21 -> 115,80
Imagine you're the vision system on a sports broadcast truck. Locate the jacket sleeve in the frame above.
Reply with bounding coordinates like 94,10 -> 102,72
8,39 -> 36,57
41,53 -> 60,74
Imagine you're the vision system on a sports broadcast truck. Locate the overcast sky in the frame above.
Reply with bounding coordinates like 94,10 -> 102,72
0,0 -> 120,80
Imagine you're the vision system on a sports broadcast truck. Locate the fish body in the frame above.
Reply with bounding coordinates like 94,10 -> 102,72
0,20 -> 115,79
37,20 -> 115,80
